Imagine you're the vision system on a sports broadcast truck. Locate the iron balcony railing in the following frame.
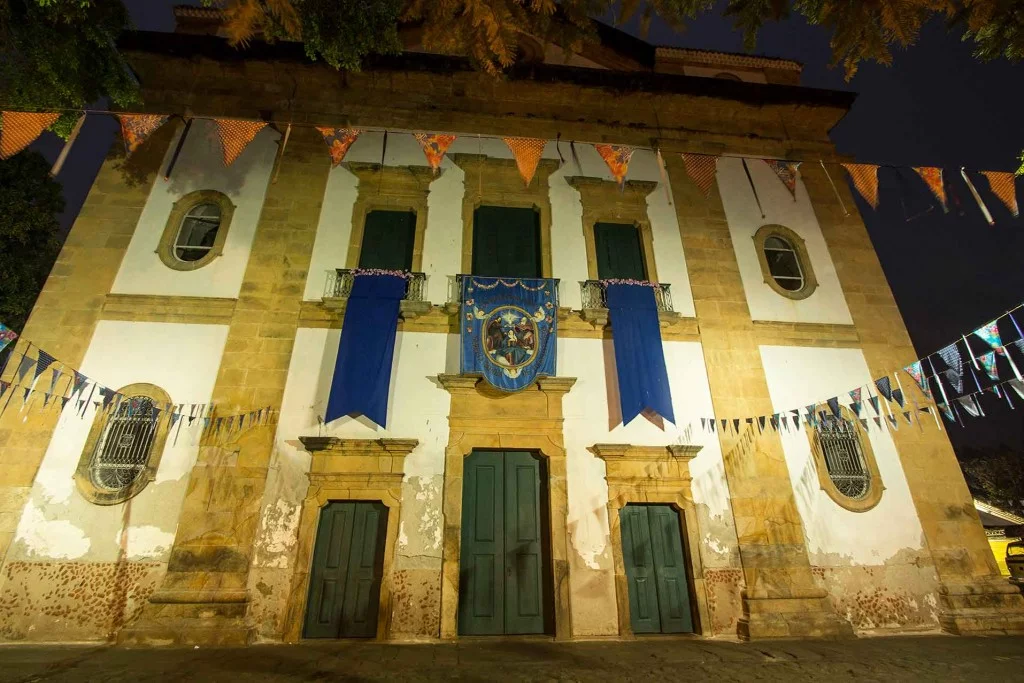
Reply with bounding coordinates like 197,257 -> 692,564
580,280 -> 675,313
447,275 -> 561,308
324,269 -> 427,302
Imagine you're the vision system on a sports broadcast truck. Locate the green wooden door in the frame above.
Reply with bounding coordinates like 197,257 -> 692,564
620,504 -> 694,634
472,206 -> 542,278
304,501 -> 389,638
459,450 -> 547,635
359,210 -> 416,271
594,222 -> 646,280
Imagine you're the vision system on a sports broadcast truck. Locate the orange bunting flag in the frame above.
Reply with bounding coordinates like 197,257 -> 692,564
316,127 -> 360,167
214,118 -> 268,166
981,171 -> 1019,217
118,114 -> 169,157
764,159 -> 801,198
414,133 -> 457,173
503,137 -> 547,186
841,163 -> 880,210
681,153 -> 718,198
913,166 -> 948,212
0,111 -> 60,159
594,144 -> 634,187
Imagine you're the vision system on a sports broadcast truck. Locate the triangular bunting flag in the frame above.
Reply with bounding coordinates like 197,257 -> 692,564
937,403 -> 954,422
594,144 -> 634,187
886,414 -> 899,430
763,159 -> 801,198
903,361 -> 931,399
973,321 -> 1003,352
873,416 -> 882,428
720,419 -> 727,431
913,166 -> 948,212
841,163 -> 880,210
48,367 -> 60,396
316,127 -> 360,167
0,380 -> 8,401
709,419 -> 716,433
979,351 -> 999,382
781,415 -> 789,431
414,133 -> 457,173
980,171 -> 1019,217
681,153 -> 718,198
732,418 -> 740,433
32,349 -> 56,383
118,114 -> 169,156
0,111 -> 60,159
1008,379 -> 1024,401
903,410 -> 913,425
868,395 -> 880,415
792,410 -> 800,431
60,396 -> 70,410
16,354 -> 34,383
700,418 -> 706,431
503,137 -> 547,186
874,376 -> 893,401
891,388 -> 905,408
757,416 -> 766,432
770,413 -> 779,431
937,343 -> 963,394
859,418 -> 869,431
0,323 -> 17,354
827,397 -> 841,419
214,118 -> 268,166
956,395 -> 983,417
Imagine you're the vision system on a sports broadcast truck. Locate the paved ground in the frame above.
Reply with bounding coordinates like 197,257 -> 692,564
1,635 -> 1023,682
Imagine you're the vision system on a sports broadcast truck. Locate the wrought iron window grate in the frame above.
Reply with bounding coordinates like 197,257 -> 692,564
814,416 -> 870,500
90,396 -> 158,492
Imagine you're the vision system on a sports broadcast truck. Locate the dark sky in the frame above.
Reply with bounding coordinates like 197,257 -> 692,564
32,0 -> 1024,451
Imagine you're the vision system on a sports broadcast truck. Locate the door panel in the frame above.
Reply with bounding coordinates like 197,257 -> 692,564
594,222 -> 646,281
504,451 -> 544,634
459,451 -> 505,635
304,501 -> 388,639
647,505 -> 694,634
620,505 -> 661,633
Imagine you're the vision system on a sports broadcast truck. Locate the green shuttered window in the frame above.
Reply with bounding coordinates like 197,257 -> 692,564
472,206 -> 542,278
594,222 -> 646,280
359,210 -> 416,271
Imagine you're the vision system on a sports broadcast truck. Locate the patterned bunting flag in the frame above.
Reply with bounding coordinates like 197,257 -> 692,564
957,395 -> 983,418
973,321 -> 1004,353
763,160 -> 801,198
681,153 -> 718,198
874,376 -> 893,401
0,324 -> 17,354
980,171 -> 1019,217
770,413 -> 779,431
937,402 -> 955,422
937,343 -> 963,394
33,350 -> 56,383
841,163 -> 880,210
979,351 -> 999,381
594,144 -> 634,187
414,133 -> 457,173
827,397 -> 841,419
214,119 -> 268,166
316,127 -> 360,167
118,114 -> 169,156
912,167 -> 948,212
504,137 -> 547,187
0,111 -> 60,159
891,388 -> 905,408
903,361 -> 931,399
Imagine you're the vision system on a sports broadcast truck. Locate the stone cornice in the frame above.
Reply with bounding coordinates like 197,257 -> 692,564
564,177 -> 659,196
437,374 -> 577,395
591,443 -> 703,461
298,436 -> 419,456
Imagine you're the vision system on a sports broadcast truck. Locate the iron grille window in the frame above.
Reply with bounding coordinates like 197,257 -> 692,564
762,235 -> 804,292
814,416 -> 870,500
89,395 -> 159,492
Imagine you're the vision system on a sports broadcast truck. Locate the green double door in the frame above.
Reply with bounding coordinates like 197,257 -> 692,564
620,504 -> 695,634
459,450 -> 549,635
304,501 -> 388,638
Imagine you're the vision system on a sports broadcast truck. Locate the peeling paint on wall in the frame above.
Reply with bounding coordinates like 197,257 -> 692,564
14,505 -> 90,560
253,501 -> 302,570
116,525 -> 175,560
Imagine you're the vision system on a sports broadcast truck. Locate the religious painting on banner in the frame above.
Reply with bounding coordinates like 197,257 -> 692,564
460,276 -> 557,392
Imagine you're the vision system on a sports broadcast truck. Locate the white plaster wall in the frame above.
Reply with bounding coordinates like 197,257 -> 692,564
759,345 -> 927,564
10,321 -> 228,563
303,166 -> 359,301
112,119 -> 280,298
717,156 -> 852,325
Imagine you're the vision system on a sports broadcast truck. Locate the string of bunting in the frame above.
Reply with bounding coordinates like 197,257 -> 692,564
4,106 -> 1018,220
0,334 -> 277,442
697,302 -> 1024,438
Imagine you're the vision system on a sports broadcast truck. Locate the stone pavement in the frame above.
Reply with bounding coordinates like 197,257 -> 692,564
1,635 -> 1023,682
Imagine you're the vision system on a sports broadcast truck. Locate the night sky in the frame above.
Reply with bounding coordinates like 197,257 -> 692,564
31,0 -> 1024,452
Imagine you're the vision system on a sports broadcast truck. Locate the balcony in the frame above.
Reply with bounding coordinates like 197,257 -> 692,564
322,269 -> 432,320
579,280 -> 680,327
444,274 -> 561,313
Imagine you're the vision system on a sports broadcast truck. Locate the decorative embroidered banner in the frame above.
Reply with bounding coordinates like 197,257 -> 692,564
325,273 -> 407,427
595,144 -> 634,187
913,166 -> 948,212
681,153 -> 718,198
316,127 -> 360,167
937,343 -> 963,394
504,137 -> 547,186
841,163 -> 880,210
981,171 -> 1019,217
414,133 -> 457,173
604,283 -> 675,425
461,276 -> 557,392
979,351 -> 999,382
118,114 -> 169,156
0,111 -> 60,159
214,119 -> 267,166
0,324 -> 17,354
764,160 -> 801,198
903,361 -> 931,399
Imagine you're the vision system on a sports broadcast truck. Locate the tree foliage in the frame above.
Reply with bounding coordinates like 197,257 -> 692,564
211,0 -> 1024,79
0,0 -> 139,137
959,445 -> 1024,518
0,151 -> 64,334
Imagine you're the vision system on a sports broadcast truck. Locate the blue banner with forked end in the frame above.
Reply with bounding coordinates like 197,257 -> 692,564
325,273 -> 407,427
460,276 -> 558,392
605,282 -> 675,426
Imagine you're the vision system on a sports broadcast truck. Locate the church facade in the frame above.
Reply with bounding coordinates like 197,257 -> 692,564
1,10 -> 1022,645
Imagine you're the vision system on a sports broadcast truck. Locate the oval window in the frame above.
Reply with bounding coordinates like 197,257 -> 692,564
762,235 -> 804,292
814,415 -> 871,500
90,395 -> 159,493
174,202 -> 222,262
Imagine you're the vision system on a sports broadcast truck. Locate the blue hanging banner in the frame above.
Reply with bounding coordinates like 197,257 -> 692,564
325,273 -> 407,427
460,276 -> 558,392
605,283 -> 675,426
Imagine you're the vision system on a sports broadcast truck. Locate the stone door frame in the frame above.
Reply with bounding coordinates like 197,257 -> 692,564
438,374 -> 576,640
283,437 -> 417,642
592,443 -> 712,638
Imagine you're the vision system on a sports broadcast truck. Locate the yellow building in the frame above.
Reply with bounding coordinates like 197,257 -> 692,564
0,8 -> 1022,645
